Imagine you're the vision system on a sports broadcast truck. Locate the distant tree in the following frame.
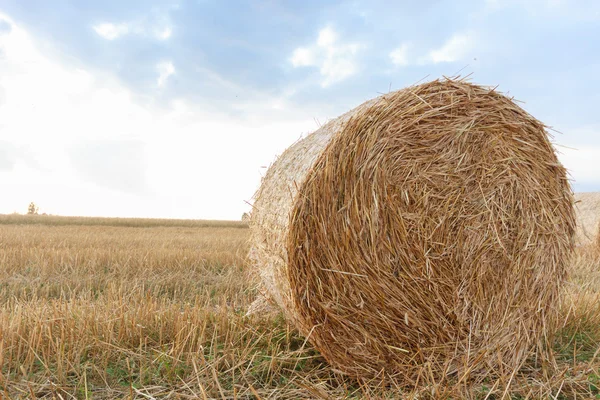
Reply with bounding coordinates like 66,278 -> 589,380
27,202 -> 39,215
241,212 -> 250,222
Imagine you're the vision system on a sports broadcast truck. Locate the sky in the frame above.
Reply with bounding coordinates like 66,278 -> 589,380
0,0 -> 598,220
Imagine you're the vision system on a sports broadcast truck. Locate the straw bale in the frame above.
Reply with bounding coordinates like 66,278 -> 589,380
574,192 -> 600,246
249,79 -> 575,384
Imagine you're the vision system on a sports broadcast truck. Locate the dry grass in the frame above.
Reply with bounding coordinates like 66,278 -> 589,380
1,215 -> 599,399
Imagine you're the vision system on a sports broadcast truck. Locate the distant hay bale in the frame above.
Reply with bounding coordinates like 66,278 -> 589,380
574,192 -> 600,246
249,79 -> 575,385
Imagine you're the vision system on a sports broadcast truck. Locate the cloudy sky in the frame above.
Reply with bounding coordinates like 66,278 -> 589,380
0,0 -> 598,220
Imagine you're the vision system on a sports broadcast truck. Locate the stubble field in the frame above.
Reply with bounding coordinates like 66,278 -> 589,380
0,214 -> 599,399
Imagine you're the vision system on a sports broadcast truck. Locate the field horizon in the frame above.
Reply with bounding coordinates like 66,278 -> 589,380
0,213 -> 248,228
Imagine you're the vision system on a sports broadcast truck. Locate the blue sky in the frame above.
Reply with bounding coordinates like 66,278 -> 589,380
0,0 -> 598,219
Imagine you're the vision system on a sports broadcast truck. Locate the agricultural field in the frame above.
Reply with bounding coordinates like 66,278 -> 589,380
1,215 -> 599,399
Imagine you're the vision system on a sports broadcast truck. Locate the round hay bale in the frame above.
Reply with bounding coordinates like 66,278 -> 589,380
249,79 -> 575,384
574,192 -> 600,246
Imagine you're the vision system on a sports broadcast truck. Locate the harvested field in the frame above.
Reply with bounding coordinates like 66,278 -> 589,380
0,215 -> 599,398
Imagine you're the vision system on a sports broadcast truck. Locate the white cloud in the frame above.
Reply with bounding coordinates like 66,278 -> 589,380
0,11 -> 597,220
0,13 -> 321,219
156,61 -> 175,87
93,18 -> 172,41
388,33 -> 475,67
290,26 -> 362,87
155,26 -> 172,40
291,47 -> 316,67
93,23 -> 130,40
317,26 -> 337,47
389,43 -> 411,66
424,32 -> 475,64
